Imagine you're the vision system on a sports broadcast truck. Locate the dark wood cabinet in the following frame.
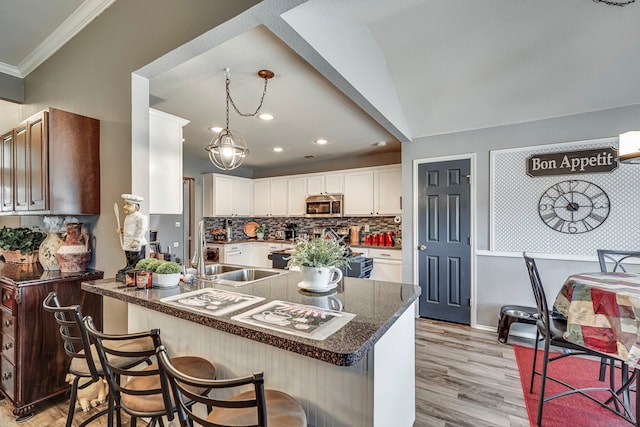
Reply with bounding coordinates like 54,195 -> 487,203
0,108 -> 100,215
0,266 -> 103,419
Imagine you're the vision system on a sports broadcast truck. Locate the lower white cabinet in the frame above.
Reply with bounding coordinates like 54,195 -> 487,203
224,243 -> 247,265
368,248 -> 402,282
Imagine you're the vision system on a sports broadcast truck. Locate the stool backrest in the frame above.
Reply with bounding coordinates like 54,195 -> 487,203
597,249 -> 640,273
82,316 -> 165,416
156,345 -> 267,427
42,291 -> 100,379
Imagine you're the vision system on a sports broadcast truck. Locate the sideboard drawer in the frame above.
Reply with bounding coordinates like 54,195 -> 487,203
1,310 -> 15,339
1,287 -> 15,311
0,356 -> 15,401
1,334 -> 15,365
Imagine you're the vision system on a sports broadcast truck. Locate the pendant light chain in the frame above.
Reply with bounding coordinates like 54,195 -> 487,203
225,70 -> 271,118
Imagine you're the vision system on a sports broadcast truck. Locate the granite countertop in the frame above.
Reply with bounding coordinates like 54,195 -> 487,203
0,262 -> 104,286
82,271 -> 419,366
206,239 -> 402,250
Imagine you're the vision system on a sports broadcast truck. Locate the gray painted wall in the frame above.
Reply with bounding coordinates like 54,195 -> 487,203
0,73 -> 23,103
402,103 -> 640,327
0,0 -> 260,279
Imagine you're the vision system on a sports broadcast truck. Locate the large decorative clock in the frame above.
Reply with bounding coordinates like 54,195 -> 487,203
538,179 -> 610,234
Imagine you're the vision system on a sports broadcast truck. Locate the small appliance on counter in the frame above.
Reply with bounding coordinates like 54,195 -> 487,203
284,223 -> 297,240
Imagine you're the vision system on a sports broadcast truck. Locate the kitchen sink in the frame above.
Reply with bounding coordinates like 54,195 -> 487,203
197,265 -> 287,286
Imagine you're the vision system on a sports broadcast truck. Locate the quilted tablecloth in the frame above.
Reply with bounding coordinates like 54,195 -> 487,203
553,272 -> 640,368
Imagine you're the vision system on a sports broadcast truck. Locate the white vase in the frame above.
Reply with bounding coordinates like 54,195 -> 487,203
299,266 -> 343,292
256,232 -> 265,240
154,272 -> 181,288
39,232 -> 64,270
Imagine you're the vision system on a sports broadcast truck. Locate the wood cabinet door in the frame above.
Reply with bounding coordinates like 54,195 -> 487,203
26,112 -> 48,211
13,123 -> 28,211
0,131 -> 14,212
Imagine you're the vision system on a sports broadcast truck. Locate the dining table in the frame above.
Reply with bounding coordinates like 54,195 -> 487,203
554,271 -> 640,425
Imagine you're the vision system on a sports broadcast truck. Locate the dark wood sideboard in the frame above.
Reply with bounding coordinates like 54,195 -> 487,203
0,263 -> 103,419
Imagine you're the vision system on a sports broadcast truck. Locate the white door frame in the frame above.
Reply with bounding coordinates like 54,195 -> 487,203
412,153 -> 477,327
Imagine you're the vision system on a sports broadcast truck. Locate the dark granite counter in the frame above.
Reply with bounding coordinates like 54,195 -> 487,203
82,272 -> 419,366
0,262 -> 104,286
206,239 -> 402,250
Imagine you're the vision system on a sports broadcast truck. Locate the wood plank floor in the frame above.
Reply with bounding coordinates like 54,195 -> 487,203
0,318 -> 531,426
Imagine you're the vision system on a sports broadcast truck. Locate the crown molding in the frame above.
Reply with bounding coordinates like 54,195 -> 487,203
0,62 -> 22,78
18,0 -> 116,78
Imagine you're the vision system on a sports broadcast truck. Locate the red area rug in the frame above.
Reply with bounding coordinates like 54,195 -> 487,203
513,344 -> 636,427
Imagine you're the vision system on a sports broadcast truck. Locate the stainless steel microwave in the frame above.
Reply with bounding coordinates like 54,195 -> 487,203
305,194 -> 343,217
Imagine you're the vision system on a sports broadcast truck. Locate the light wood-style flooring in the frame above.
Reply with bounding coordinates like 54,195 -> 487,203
0,318 -> 531,426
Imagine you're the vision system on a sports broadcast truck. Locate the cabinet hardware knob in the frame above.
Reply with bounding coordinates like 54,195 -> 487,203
2,372 -> 11,380
3,343 -> 11,350
3,320 -> 11,327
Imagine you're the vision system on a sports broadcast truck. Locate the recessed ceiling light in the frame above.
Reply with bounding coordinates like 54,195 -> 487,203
258,113 -> 274,121
273,147 -> 284,152
375,140 -> 387,147
315,139 -> 328,145
209,126 -> 223,133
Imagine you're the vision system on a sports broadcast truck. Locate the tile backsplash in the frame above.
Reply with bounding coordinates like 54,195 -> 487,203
204,216 -> 401,243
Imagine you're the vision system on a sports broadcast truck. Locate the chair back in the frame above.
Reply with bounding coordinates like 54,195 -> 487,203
156,345 -> 267,427
82,316 -> 165,417
597,249 -> 640,273
523,253 -> 551,335
42,291 -> 100,379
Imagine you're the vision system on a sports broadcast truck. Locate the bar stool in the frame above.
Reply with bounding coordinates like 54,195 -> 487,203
156,345 -> 307,426
497,304 -> 538,343
83,316 -> 216,427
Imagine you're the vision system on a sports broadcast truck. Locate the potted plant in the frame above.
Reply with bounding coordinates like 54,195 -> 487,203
0,226 -> 47,264
154,260 -> 182,287
255,225 -> 268,240
287,237 -> 352,292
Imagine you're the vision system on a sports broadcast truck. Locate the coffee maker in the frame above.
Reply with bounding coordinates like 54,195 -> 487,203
284,223 -> 297,240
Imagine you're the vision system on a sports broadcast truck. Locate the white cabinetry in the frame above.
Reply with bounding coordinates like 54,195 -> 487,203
202,174 -> 253,217
307,173 -> 344,195
374,166 -> 402,215
287,176 -> 307,216
253,178 -> 287,216
149,109 -> 189,214
343,165 -> 401,216
368,248 -> 402,282
344,170 -> 374,215
224,243 -> 247,265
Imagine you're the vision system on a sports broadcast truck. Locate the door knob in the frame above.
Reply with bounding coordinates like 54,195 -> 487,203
418,245 -> 426,251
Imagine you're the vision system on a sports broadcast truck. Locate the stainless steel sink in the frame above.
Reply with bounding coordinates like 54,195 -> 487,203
197,265 -> 287,286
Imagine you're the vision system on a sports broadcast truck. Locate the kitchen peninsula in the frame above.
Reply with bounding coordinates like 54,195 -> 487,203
82,269 -> 419,426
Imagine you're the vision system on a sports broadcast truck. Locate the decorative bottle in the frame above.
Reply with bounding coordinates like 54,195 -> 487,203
39,232 -> 65,270
55,223 -> 92,273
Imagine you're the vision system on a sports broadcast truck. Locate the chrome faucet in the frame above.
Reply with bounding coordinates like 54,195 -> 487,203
192,219 -> 206,277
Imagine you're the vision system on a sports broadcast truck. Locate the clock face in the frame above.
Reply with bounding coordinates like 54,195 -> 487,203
538,180 -> 610,234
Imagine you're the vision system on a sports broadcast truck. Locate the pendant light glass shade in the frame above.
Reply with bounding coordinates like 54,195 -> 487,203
205,129 -> 249,170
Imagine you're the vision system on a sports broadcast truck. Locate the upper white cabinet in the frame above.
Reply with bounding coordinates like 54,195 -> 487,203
344,170 -> 375,215
374,166 -> 402,215
344,165 -> 401,216
287,176 -> 307,216
307,173 -> 344,195
253,178 -> 287,216
149,109 -> 189,214
202,173 -> 253,217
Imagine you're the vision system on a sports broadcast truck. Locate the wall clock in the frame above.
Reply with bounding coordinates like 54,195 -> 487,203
538,179 -> 610,234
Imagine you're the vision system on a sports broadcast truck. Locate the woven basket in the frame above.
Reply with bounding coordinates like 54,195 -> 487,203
1,249 -> 39,264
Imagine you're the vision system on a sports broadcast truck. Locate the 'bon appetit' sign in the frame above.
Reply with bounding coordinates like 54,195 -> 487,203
526,147 -> 618,177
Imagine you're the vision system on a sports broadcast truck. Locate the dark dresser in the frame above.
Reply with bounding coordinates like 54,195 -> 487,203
0,263 -> 103,420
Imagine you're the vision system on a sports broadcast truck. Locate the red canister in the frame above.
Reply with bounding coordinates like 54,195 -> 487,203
372,234 -> 378,246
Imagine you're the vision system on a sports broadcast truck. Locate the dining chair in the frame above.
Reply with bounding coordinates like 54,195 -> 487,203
156,345 -> 307,427
83,316 -> 216,427
522,253 -> 634,426
42,291 -> 155,427
596,249 -> 640,383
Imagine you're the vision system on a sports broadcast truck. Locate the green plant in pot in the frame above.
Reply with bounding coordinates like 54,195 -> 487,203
287,237 -> 352,292
255,225 -> 268,240
135,258 -> 181,288
0,226 -> 47,264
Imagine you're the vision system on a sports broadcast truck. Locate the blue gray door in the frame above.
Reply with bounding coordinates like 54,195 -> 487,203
417,159 -> 471,324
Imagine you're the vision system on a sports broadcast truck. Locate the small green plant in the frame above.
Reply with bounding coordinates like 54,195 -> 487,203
0,226 -> 47,254
287,237 -> 352,269
255,225 -> 268,233
134,258 -> 155,271
155,261 -> 181,274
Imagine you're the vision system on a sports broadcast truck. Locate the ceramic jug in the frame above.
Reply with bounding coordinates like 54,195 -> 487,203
39,232 -> 65,270
56,223 -> 91,272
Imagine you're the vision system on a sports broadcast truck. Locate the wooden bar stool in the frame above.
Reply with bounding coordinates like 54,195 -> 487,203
156,345 -> 307,427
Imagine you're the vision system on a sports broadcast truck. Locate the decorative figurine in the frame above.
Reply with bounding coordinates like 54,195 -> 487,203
115,194 -> 148,282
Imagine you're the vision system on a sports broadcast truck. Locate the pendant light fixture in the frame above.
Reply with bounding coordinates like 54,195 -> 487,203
205,68 -> 275,170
